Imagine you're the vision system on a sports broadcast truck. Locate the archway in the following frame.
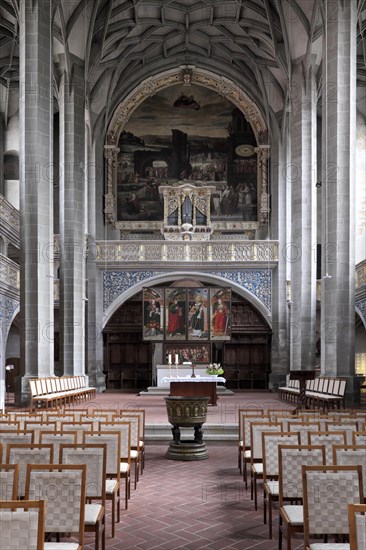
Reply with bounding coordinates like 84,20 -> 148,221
102,274 -> 272,392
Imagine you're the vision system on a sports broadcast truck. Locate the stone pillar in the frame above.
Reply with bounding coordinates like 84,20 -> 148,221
290,64 -> 317,371
268,137 -> 289,390
59,64 -> 86,376
86,137 -> 105,391
321,0 -> 361,403
19,0 -> 54,404
0,113 -> 4,196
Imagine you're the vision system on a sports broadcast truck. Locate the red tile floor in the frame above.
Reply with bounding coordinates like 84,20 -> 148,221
72,391 -> 304,549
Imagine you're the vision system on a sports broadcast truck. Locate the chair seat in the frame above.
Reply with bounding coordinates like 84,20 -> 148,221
120,462 -> 130,474
252,463 -> 263,474
84,503 -> 103,525
244,450 -> 251,458
105,479 -> 119,494
139,440 -> 144,447
264,480 -> 279,495
45,544 -> 80,550
309,545 -> 350,550
281,505 -> 303,525
130,450 -> 138,459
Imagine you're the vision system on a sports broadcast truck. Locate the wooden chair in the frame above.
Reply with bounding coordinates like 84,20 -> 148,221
278,445 -> 326,550
115,409 -> 146,474
262,431 -> 300,539
0,464 -> 19,500
237,408 -> 264,475
287,420 -> 321,445
7,443 -> 54,498
84,431 -> 121,538
242,413 -> 269,488
99,421 -> 132,504
303,465 -> 363,549
0,500 -> 45,550
24,421 -> 57,443
250,421 -> 283,510
348,503 -> 366,550
0,420 -> 20,431
25,464 -> 86,550
114,414 -> 141,487
60,443 -> 107,550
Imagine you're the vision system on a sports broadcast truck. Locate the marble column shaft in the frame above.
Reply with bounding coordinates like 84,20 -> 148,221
321,1 -> 357,381
59,66 -> 86,376
19,0 -> 54,399
290,65 -> 317,370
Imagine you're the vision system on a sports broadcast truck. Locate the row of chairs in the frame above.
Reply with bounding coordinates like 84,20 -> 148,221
29,376 -> 96,409
278,376 -> 347,411
0,408 -> 146,548
237,408 -> 366,549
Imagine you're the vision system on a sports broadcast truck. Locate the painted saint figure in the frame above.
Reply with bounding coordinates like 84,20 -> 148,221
146,299 -> 161,336
167,298 -> 184,336
190,295 -> 205,337
213,298 -> 228,335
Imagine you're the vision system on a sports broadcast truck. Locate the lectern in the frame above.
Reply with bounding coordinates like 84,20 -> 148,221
289,370 -> 316,412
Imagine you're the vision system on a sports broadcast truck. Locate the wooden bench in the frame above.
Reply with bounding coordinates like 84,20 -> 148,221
30,376 -> 96,409
278,376 -> 347,411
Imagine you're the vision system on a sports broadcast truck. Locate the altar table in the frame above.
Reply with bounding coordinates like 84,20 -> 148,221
161,376 -> 226,406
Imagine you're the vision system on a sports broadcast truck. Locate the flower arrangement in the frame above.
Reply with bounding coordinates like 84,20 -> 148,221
206,363 -> 224,376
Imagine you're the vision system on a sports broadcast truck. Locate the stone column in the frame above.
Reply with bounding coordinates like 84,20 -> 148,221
268,136 -> 289,389
321,0 -> 361,403
19,0 -> 54,404
86,136 -> 105,391
290,64 -> 317,371
59,64 -> 86,376
0,113 -> 4,196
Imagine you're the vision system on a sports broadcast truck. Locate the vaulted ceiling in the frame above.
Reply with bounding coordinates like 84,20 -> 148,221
0,0 -> 365,136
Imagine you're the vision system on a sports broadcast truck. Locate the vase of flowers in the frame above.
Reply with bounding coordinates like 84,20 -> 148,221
206,363 -> 224,376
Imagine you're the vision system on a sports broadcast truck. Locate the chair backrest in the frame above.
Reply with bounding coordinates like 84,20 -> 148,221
83,431 -> 121,481
278,445 -> 326,504
238,409 -> 264,442
242,413 -> 269,448
0,420 -> 20,431
7,444 -> 54,497
25,464 -> 86,546
250,421 -> 282,461
287,421 -> 321,444
0,500 -> 45,550
353,432 -> 366,445
60,443 -> 106,501
60,421 -> 93,443
262,432 -> 300,480
99,421 -> 131,461
303,465 -> 363,546
0,430 -> 35,447
80,415 -> 109,430
308,431 -> 347,463
116,409 -> 146,440
45,415 -> 75,430
24,422 -> 57,443
94,409 -> 118,422
326,421 -> 359,444
39,430 -> 78,461
348,503 -> 366,550
333,445 -> 366,495
116,414 -> 140,448
0,464 -> 19,500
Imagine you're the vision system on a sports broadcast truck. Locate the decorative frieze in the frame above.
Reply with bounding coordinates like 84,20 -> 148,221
96,240 -> 278,265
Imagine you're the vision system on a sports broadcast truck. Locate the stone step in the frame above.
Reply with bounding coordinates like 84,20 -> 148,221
145,423 -> 237,441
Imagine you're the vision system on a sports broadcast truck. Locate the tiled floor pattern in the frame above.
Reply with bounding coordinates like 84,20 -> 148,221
83,441 -> 304,550
72,392 -> 300,549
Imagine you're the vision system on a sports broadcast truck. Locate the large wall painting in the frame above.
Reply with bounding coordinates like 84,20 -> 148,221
117,84 -> 258,224
142,288 -> 164,340
187,288 -> 209,341
165,288 -> 187,341
164,343 -> 211,364
210,288 -> 231,341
